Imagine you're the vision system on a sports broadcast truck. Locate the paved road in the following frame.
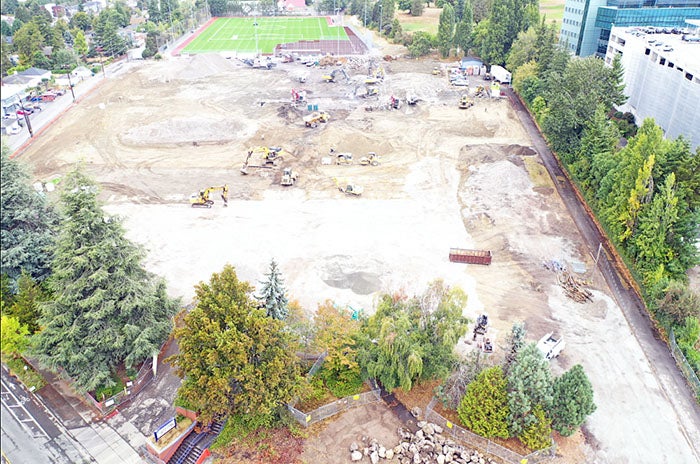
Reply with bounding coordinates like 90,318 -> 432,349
1,366 -> 93,464
504,87 -> 700,460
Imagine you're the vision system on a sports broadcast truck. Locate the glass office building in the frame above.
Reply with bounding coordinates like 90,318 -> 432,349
560,0 -> 700,56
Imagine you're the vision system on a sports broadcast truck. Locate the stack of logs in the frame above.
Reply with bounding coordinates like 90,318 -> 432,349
557,269 -> 592,303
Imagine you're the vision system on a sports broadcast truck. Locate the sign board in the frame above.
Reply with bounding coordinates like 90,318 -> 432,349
154,417 -> 177,442
104,399 -> 115,407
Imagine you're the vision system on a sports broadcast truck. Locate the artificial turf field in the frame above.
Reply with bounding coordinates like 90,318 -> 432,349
183,17 -> 351,54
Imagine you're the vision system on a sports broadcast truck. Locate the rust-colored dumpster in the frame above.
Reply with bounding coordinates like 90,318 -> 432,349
449,248 -> 492,265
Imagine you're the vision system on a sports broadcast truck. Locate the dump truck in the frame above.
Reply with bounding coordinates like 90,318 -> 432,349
304,111 -> 330,128
449,248 -> 492,265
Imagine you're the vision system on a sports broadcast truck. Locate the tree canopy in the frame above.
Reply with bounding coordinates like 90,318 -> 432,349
169,265 -> 301,423
1,144 -> 58,289
258,258 -> 289,320
33,168 -> 178,392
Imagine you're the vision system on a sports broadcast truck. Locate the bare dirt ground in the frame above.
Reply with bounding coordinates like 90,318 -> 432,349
16,49 -> 699,463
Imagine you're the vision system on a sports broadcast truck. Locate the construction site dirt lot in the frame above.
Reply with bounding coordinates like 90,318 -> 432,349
17,53 -> 699,463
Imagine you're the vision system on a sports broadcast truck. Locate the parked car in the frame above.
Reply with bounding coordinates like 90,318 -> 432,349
16,108 -> 34,116
41,93 -> 57,102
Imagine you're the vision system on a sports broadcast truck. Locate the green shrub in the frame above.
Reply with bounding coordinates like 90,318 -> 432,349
211,412 -> 273,450
320,367 -> 364,398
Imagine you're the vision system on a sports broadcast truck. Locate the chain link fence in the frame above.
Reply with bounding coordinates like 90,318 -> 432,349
669,329 -> 700,400
287,387 -> 382,427
425,398 -> 556,464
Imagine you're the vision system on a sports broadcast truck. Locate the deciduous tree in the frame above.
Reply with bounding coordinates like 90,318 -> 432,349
0,315 -> 29,357
169,265 -> 301,423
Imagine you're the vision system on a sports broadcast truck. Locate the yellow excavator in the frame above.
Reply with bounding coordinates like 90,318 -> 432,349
241,146 -> 285,174
190,185 -> 229,208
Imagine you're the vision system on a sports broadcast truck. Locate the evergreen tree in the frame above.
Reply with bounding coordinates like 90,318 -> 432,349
519,404 -> 553,450
453,0 -> 473,56
33,168 -> 179,392
5,271 -> 48,333
74,30 -> 88,58
1,145 -> 58,289
457,365 -> 510,438
507,343 -> 553,436
258,259 -> 289,320
169,265 -> 301,423
437,3 -> 455,57
503,321 -> 526,373
548,364 -> 596,437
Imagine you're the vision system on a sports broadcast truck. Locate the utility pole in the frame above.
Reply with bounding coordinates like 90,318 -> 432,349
66,69 -> 76,102
379,2 -> 383,37
18,99 -> 33,138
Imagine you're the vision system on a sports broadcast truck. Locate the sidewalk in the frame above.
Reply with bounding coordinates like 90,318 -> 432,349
30,361 -> 145,464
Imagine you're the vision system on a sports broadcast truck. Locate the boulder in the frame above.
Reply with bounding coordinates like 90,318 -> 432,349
370,450 -> 379,464
386,449 -> 394,460
351,450 -> 363,461
378,446 -> 386,458
350,442 -> 359,452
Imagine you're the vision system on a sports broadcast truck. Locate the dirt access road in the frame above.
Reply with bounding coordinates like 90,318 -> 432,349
14,51 -> 699,463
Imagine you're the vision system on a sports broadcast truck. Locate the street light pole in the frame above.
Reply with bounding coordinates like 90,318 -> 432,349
254,16 -> 259,57
66,70 -> 76,102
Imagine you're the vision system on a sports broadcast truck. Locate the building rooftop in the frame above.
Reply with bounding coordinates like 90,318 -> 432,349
613,26 -> 700,74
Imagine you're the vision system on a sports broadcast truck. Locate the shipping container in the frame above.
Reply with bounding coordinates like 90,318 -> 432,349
449,248 -> 492,265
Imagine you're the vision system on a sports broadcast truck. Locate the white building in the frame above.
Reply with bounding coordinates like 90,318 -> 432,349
605,25 -> 700,151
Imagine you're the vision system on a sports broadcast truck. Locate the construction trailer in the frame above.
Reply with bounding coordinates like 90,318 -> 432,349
490,65 -> 511,84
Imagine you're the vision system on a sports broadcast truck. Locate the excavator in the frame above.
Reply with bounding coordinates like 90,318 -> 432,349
190,185 -> 229,208
241,146 -> 284,174
322,68 -> 350,83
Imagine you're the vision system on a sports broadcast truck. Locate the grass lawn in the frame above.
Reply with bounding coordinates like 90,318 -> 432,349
540,0 -> 565,28
183,17 -> 351,54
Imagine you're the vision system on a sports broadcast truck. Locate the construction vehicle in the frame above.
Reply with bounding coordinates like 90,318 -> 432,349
473,85 -> 488,98
190,185 -> 229,208
291,88 -> 306,104
357,86 -> 379,98
459,94 -> 474,109
304,111 -> 330,128
359,152 -> 379,166
490,65 -> 511,84
322,68 -> 350,83
365,64 -> 385,85
335,153 -> 353,165
241,146 -> 285,174
281,167 -> 298,186
432,66 -> 441,75
472,314 -> 489,340
537,332 -> 565,360
390,95 -> 401,110
333,177 -> 363,196
406,92 -> 418,105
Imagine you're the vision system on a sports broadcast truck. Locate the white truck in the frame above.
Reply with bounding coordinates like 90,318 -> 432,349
537,332 -> 565,360
490,65 -> 512,84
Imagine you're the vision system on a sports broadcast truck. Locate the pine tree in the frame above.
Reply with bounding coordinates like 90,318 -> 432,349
169,265 -> 301,423
548,364 -> 596,437
33,168 -> 179,392
457,366 -> 510,438
258,259 -> 289,320
507,343 -> 553,436
1,144 -> 59,289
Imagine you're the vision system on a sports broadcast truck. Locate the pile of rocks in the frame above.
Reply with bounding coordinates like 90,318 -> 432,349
349,421 -> 499,464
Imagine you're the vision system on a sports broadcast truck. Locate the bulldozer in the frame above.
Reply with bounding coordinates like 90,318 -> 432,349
359,152 -> 380,166
190,185 -> 229,208
432,66 -> 441,76
241,146 -> 285,174
333,177 -> 363,196
304,111 -> 330,128
459,94 -> 474,109
281,167 -> 298,186
322,68 -> 350,83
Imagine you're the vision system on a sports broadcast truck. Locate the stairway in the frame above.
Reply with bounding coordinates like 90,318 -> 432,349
166,420 -> 225,464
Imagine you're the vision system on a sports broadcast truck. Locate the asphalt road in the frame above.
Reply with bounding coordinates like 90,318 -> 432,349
0,366 -> 93,464
504,87 -> 700,460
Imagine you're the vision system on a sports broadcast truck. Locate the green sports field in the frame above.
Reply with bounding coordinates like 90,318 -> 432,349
183,17 -> 351,54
